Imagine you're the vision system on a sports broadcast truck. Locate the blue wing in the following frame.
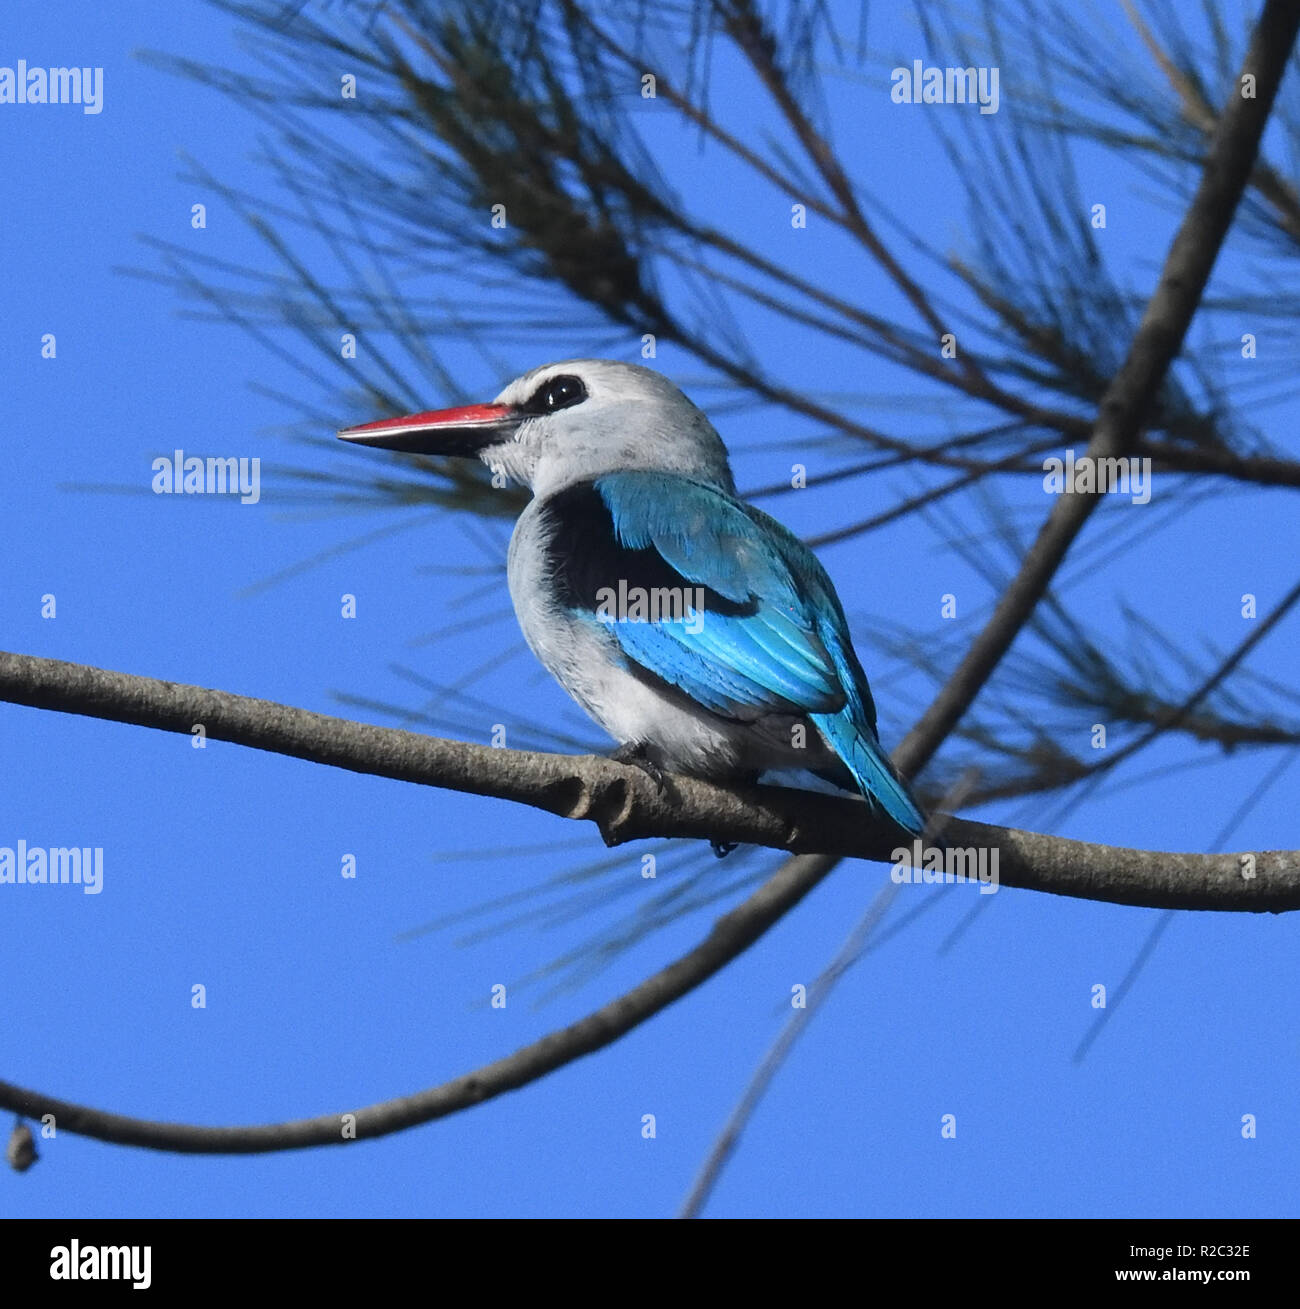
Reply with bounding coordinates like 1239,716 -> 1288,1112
544,471 -> 924,834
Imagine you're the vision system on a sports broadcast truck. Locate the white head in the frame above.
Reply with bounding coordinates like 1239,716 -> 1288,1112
337,359 -> 736,499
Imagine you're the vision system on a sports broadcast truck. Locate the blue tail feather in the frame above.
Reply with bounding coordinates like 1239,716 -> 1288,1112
811,709 -> 925,836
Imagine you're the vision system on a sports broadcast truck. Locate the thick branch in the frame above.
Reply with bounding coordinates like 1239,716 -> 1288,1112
1,651 -> 1294,1157
0,651 -> 1293,912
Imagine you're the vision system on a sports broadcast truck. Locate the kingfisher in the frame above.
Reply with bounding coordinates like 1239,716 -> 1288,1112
339,360 -> 924,844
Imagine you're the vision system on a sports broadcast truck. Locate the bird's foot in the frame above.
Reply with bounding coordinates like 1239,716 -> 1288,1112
611,741 -> 667,794
611,746 -> 740,856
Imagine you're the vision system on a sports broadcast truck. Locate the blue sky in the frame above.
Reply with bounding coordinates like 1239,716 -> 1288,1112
2,0 -> 1297,1218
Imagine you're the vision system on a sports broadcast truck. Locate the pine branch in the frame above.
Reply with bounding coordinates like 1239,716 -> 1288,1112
0,651 -> 1293,913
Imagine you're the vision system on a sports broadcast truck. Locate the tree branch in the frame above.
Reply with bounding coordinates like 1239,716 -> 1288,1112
1,651 -> 1293,912
0,846 -> 840,1155
896,0 -> 1300,778
1,649 -> 1294,1158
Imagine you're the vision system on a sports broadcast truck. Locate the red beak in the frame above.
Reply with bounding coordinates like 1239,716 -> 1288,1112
337,402 -> 519,454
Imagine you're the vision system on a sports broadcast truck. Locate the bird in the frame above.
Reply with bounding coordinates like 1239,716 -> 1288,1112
338,359 -> 924,848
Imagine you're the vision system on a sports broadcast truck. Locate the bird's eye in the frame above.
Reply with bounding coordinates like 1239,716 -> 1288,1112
527,374 -> 587,414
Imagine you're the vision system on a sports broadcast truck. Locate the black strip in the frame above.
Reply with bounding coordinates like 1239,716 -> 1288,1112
540,482 -> 756,619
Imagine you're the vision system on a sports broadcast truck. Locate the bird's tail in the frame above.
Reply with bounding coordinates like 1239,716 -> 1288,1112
811,710 -> 926,837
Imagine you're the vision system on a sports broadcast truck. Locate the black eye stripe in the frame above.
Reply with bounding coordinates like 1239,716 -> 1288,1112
523,373 -> 587,415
